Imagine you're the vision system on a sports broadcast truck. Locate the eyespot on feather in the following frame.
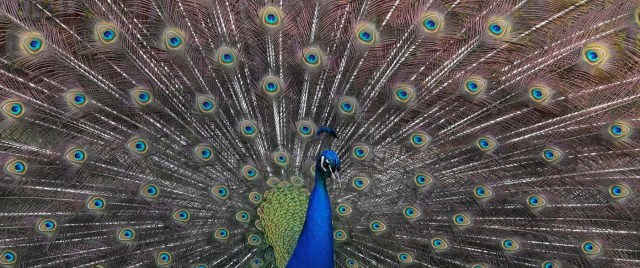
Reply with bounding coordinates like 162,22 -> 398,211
430,237 -> 448,250
172,209 -> 191,223
397,252 -> 414,264
140,183 -> 160,199
0,250 -> 17,265
452,212 -> 471,227
163,28 -> 185,50
196,95 -> 218,114
216,46 -> 239,67
390,84 -> 416,107
487,19 -> 509,38
95,22 -> 119,44
463,77 -> 487,96
211,185 -> 229,200
65,90 -> 89,108
130,88 -> 153,106
295,120 -> 317,140
420,12 -> 444,33
354,22 -> 378,45
155,251 -> 173,266
20,32 -> 45,55
260,5 -> 283,29
193,144 -> 214,162
36,218 -> 58,235
86,196 -> 107,212
271,151 -> 290,168
351,143 -> 372,161
214,227 -> 230,240
260,75 -> 283,98
5,159 -> 27,176
301,46 -> 324,69
127,138 -> 149,155
352,176 -> 370,191
116,227 -> 136,242
369,220 -> 387,235
581,241 -> 602,255
2,100 -> 26,119
65,148 -> 87,164
241,165 -> 260,181
581,43 -> 609,66
501,238 -> 520,251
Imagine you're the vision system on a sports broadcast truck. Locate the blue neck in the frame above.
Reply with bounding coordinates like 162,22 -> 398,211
287,171 -> 334,268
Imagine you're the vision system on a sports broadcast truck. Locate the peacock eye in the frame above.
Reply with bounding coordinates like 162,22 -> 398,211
541,261 -> 559,268
501,238 -> 520,251
235,211 -> 251,223
95,23 -> 119,44
295,120 -> 317,139
414,173 -> 433,188
421,14 -> 443,33
5,159 -> 27,175
608,184 -> 630,199
0,250 -> 17,265
130,88 -> 153,106
355,23 -> 378,45
338,96 -> 358,116
527,194 -> 546,208
65,91 -> 89,108
65,148 -> 87,164
334,229 -> 348,241
214,227 -> 229,240
211,185 -> 229,200
194,145 -> 214,161
431,237 -> 448,250
140,183 -> 159,199
239,120 -> 259,140
272,151 -> 290,168
464,77 -> 486,95
345,258 -> 359,268
409,131 -> 431,150
164,29 -> 184,50
196,95 -> 218,113
172,209 -> 190,223
352,176 -> 370,191
261,6 -> 282,27
403,206 -> 421,220
530,86 -> 551,102
582,44 -> 608,65
487,19 -> 508,37
22,34 -> 45,54
473,185 -> 494,200
261,75 -> 282,97
397,252 -> 414,264
452,213 -> 471,226
250,258 -> 264,268
581,241 -> 602,255
127,138 -> 149,154
86,196 -> 106,211
541,147 -> 563,163
242,165 -> 259,180
608,121 -> 631,139
117,228 -> 136,242
351,144 -> 371,161
369,220 -> 386,234
303,47 -> 322,66
37,218 -> 58,234
247,234 -> 261,246
156,251 -> 173,266
2,100 -> 26,118
476,136 -> 498,152
336,204 -> 352,216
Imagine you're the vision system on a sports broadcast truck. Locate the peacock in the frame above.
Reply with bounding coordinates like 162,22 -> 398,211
1,0 -> 640,267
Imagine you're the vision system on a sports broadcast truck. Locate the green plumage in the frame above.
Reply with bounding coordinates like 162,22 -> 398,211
258,182 -> 309,267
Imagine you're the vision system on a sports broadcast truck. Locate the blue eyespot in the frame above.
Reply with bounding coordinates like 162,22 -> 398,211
173,209 -> 191,223
531,88 -> 543,99
581,241 -> 602,255
504,240 -> 513,247
102,30 -> 115,41
359,31 -> 372,41
266,14 -> 277,24
586,49 -> 598,62
87,196 -> 106,211
1,250 -> 16,264
397,89 -> 409,99
201,101 -> 213,110
476,187 -> 485,196
341,102 -> 352,111
169,37 -> 181,47
490,24 -> 502,34
135,141 -> 146,151
306,54 -> 317,63
424,20 -> 437,30
29,39 -> 42,51
10,104 -> 22,115
222,53 -> 234,63
266,82 -> 277,92
14,162 -> 25,172
74,94 -> 86,104
467,81 -> 479,91
214,227 -> 229,240
369,220 -> 386,233
74,151 -> 84,161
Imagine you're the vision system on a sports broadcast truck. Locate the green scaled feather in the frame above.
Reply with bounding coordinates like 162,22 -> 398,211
257,181 -> 309,268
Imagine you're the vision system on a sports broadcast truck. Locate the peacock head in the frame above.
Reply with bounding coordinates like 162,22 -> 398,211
316,149 -> 341,181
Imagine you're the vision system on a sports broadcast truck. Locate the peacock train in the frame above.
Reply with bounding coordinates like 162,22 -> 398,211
1,0 -> 640,267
